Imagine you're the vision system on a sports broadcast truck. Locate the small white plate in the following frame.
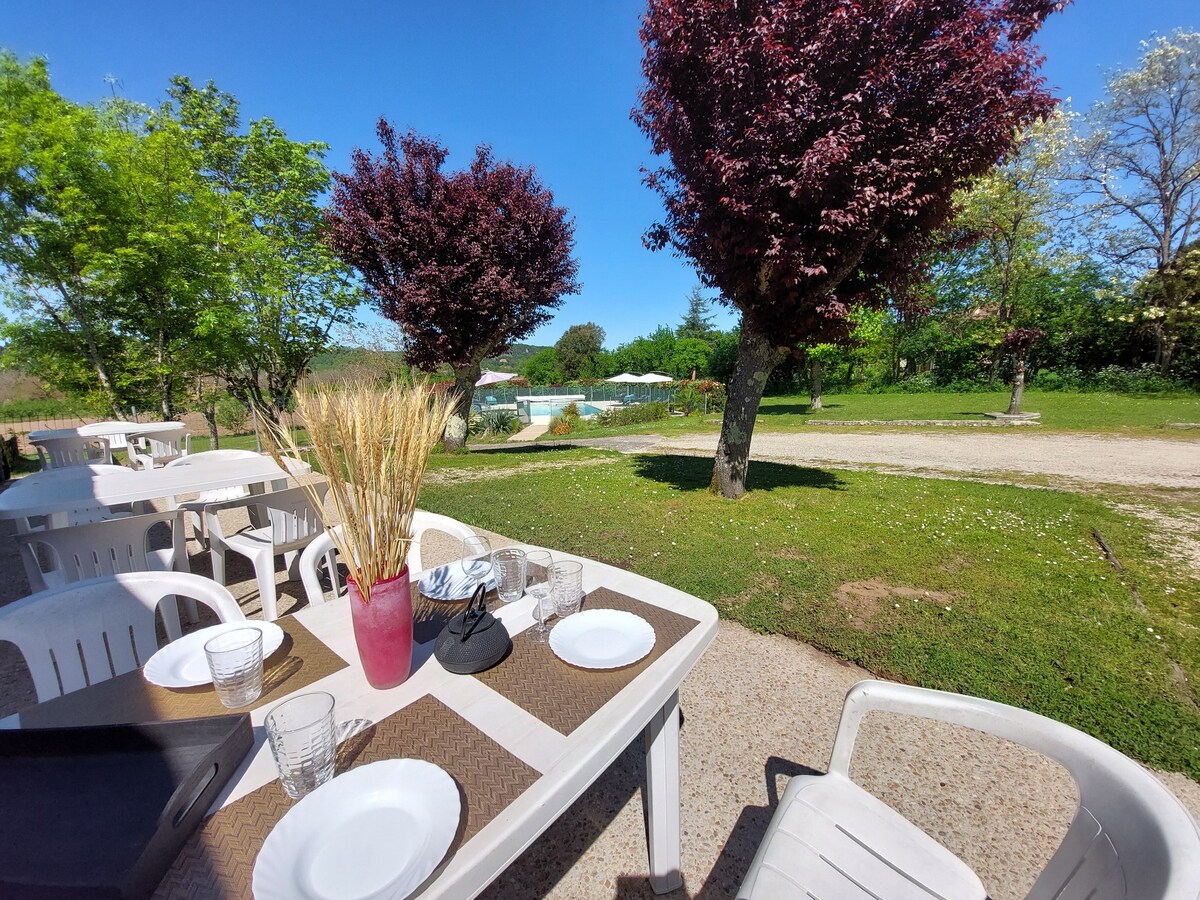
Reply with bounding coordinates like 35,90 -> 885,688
549,609 -> 656,669
418,560 -> 496,601
143,621 -> 285,688
253,759 -> 460,900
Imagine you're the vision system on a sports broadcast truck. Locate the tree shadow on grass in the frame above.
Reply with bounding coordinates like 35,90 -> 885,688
757,402 -> 844,416
631,454 -> 845,493
467,443 -> 587,456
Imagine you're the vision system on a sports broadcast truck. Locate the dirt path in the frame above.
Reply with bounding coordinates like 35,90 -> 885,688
652,430 -> 1200,489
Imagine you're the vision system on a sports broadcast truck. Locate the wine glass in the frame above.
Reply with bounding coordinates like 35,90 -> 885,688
524,549 -> 553,643
460,536 -> 493,593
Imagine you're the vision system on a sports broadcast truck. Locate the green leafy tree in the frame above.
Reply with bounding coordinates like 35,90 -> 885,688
554,322 -> 605,380
1073,31 -> 1200,375
670,337 -> 710,379
941,111 -> 1073,411
0,55 -> 228,418
170,78 -> 362,421
677,286 -> 717,342
522,348 -> 564,385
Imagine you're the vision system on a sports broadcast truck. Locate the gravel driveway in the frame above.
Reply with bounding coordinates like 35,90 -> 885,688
653,430 -> 1200,489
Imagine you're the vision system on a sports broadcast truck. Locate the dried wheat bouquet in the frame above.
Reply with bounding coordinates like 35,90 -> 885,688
265,381 -> 456,602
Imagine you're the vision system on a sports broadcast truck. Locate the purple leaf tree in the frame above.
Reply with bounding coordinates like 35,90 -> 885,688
326,121 -> 580,448
634,0 -> 1067,496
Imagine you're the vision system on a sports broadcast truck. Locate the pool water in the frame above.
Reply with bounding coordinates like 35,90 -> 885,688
528,401 -> 603,417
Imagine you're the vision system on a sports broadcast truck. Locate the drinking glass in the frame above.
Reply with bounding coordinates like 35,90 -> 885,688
549,560 -> 584,618
203,627 -> 264,709
492,548 -> 527,603
461,536 -> 493,592
264,691 -> 338,800
525,549 -> 553,642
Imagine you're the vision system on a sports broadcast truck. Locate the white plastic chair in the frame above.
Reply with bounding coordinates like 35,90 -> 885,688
130,425 -> 190,470
0,572 -> 244,703
163,448 -> 265,543
205,484 -> 330,621
298,510 -> 478,607
31,435 -> 111,469
738,679 -> 1200,900
78,421 -> 131,452
13,502 -> 136,594
14,508 -> 190,595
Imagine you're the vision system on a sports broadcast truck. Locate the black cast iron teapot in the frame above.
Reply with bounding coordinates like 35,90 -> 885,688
433,584 -> 512,674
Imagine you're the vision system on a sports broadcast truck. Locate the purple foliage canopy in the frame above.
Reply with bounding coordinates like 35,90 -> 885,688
325,121 -> 580,374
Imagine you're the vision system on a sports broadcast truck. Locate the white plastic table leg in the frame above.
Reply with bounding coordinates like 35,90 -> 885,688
644,690 -> 682,894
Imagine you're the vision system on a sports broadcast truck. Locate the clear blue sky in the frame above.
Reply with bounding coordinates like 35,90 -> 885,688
2,1 -> 1197,349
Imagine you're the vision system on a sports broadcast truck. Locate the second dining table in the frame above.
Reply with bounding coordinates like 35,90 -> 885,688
0,454 -> 304,522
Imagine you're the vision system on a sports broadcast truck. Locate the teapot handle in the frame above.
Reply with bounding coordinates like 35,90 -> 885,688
461,583 -> 488,642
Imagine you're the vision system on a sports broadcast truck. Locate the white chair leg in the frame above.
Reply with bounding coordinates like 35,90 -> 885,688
253,550 -> 280,621
284,549 -> 300,580
210,544 -> 227,586
324,550 -> 341,599
644,690 -> 682,894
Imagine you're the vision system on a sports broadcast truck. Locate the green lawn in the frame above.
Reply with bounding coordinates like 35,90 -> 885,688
537,389 -> 1200,442
419,446 -> 1200,777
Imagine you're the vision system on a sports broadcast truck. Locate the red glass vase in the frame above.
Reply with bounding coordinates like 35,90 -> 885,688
347,568 -> 414,690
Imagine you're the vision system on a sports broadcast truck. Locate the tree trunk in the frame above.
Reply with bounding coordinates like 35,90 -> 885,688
444,364 -> 481,452
711,328 -> 786,499
202,399 -> 220,450
1151,322 -> 1175,376
810,360 -> 824,411
1007,352 -> 1027,415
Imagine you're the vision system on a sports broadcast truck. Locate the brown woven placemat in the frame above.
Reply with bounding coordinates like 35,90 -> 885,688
152,694 -> 539,899
20,619 -> 348,729
473,587 -> 701,735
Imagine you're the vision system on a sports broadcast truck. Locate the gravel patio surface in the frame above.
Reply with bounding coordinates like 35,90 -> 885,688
0,508 -> 1197,899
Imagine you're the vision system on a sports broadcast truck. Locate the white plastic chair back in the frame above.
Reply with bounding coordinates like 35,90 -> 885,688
297,511 -> 478,606
14,504 -> 134,594
257,485 -> 328,552
0,572 -> 243,702
827,681 -> 1200,900
15,509 -> 188,585
78,421 -> 130,451
138,426 -> 190,468
32,436 -> 111,469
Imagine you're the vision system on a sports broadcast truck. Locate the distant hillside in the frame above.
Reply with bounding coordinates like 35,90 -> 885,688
484,343 -> 548,373
309,342 -> 549,380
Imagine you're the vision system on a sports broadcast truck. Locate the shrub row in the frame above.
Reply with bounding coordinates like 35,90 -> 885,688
596,401 -> 669,426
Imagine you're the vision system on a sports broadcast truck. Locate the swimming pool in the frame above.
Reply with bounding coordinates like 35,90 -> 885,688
527,401 -> 603,417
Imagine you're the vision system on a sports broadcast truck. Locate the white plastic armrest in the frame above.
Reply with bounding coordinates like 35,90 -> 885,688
828,680 -> 1060,776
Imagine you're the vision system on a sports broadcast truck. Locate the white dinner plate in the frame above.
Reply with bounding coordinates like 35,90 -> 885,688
418,560 -> 496,601
253,759 -> 461,900
549,609 -> 656,669
142,621 -> 285,688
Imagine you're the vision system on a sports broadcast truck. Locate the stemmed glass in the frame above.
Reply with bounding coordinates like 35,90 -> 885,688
524,549 -> 553,643
460,536 -> 493,594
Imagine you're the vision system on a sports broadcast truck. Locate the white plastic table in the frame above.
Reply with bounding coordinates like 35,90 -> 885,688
0,456 -> 300,521
247,550 -> 717,895
27,421 -> 188,443
9,549 -> 719,896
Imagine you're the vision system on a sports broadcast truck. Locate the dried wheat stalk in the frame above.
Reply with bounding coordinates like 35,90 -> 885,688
263,381 -> 456,603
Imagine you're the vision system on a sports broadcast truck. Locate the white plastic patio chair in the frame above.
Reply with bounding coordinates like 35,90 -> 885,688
78,421 -> 131,452
14,508 -> 189,595
205,483 -> 330,621
298,510 -> 478,607
130,425 -> 190,470
737,679 -> 1200,900
31,435 -> 111,469
13,500 -> 136,594
163,448 -> 265,543
0,572 -> 243,703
